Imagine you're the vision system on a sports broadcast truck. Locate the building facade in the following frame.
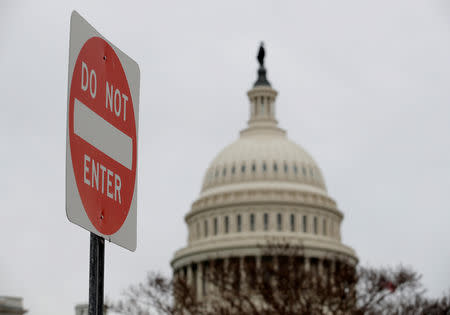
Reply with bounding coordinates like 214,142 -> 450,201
0,297 -> 27,315
171,45 -> 357,300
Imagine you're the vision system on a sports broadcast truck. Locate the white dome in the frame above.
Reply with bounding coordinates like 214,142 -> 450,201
172,54 -> 357,282
201,125 -> 327,194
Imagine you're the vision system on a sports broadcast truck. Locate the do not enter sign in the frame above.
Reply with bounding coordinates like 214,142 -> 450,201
69,37 -> 136,235
66,12 -> 140,251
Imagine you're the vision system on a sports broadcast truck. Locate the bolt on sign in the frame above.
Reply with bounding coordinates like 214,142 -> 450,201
66,11 -> 140,251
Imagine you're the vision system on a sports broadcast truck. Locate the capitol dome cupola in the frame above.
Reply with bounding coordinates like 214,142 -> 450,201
245,42 -> 280,133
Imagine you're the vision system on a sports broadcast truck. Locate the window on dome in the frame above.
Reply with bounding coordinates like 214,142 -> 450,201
302,166 -> 307,176
204,220 -> 208,237
284,163 -> 288,173
237,215 -> 242,232
277,213 -> 282,231
231,166 -> 235,175
263,163 -> 267,172
323,218 -> 327,236
302,215 -> 307,233
310,167 -> 314,177
264,213 -> 269,231
313,217 -> 318,234
223,168 -> 226,176
250,213 -> 255,231
273,163 -> 278,172
214,217 -> 218,235
252,163 -> 256,172
241,164 -> 246,173
290,214 -> 295,232
197,222 -> 200,239
293,164 -> 298,174
224,216 -> 229,233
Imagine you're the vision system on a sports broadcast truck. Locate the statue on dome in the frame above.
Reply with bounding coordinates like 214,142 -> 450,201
257,42 -> 265,67
254,42 -> 270,87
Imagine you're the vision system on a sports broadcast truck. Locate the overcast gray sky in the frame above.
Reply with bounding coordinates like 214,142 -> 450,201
1,1 -> 450,314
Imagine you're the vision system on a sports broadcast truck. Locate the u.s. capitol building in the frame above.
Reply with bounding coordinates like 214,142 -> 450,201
171,44 -> 357,299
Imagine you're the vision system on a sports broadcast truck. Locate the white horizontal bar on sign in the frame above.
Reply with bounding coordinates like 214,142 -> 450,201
74,98 -> 133,170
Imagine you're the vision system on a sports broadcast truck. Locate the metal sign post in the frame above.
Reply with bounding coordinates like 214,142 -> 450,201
88,233 -> 105,315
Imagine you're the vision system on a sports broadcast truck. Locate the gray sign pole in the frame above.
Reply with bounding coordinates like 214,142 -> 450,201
88,233 -> 105,315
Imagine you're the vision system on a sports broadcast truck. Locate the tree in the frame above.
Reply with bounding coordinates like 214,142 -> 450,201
113,245 -> 450,315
